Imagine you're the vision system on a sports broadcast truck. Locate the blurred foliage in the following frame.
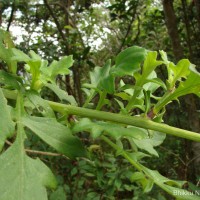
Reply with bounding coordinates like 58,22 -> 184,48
0,0 -> 200,199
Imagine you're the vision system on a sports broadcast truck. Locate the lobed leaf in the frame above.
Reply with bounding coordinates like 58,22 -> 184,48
22,116 -> 87,158
132,131 -> 166,157
142,51 -> 163,78
160,50 -> 191,89
72,118 -> 148,139
0,70 -> 21,90
88,60 -> 115,94
45,83 -> 77,105
113,46 -> 147,76
154,69 -> 200,114
172,69 -> 200,98
48,56 -> 73,81
98,60 -> 115,94
11,48 -> 31,62
0,43 -> 17,73
25,90 -> 55,117
0,134 -> 57,200
0,88 -> 15,150
141,166 -> 200,200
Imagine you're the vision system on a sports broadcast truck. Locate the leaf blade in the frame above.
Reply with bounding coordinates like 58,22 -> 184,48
22,116 -> 87,158
112,46 -> 147,76
0,127 -> 57,200
0,88 -> 15,150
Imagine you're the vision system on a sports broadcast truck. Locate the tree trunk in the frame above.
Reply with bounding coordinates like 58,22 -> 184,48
194,0 -> 200,31
162,0 -> 183,60
162,0 -> 200,182
63,0 -> 83,104
181,0 -> 200,181
185,95 -> 200,179
181,0 -> 193,58
0,2 -> 2,26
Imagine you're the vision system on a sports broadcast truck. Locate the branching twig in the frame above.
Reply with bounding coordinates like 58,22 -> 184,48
43,0 -> 66,41
25,149 -> 62,157
132,15 -> 141,44
117,3 -> 139,54
57,1 -> 86,49
5,140 -> 69,158
7,0 -> 16,31
159,146 -> 186,165
117,14 -> 135,54
187,154 -> 200,166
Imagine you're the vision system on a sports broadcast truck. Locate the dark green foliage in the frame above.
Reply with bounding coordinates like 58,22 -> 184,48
0,29 -> 200,199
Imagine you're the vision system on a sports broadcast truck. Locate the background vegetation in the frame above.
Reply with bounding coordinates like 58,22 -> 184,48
0,0 -> 200,199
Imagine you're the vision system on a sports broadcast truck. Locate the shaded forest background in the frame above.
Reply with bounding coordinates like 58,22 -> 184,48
0,0 -> 200,199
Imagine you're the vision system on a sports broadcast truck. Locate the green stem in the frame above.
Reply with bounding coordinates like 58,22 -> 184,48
101,135 -> 194,199
153,90 -> 173,115
83,90 -> 96,108
48,101 -> 200,142
100,135 -> 142,170
96,90 -> 107,110
125,85 -> 142,111
2,89 -> 200,142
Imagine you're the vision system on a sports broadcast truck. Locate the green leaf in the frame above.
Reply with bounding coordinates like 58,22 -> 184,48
142,51 -> 163,78
128,151 -> 151,161
141,166 -> 200,200
11,49 -> 44,90
48,56 -> 73,80
132,131 -> 166,156
0,45 -> 17,74
172,69 -> 200,97
22,116 -> 87,158
72,118 -> 148,139
143,71 -> 165,92
0,29 -> 15,48
50,186 -> 66,200
0,70 -> 21,89
83,60 -> 115,107
131,172 -> 145,181
143,90 -> 151,114
125,51 -> 162,110
25,90 -> 55,117
115,92 -> 131,101
0,88 -> 15,150
89,60 -> 115,93
28,60 -> 42,90
29,50 -> 42,60
144,78 -> 167,90
132,52 -> 163,93
12,49 -> 42,90
11,48 -> 31,62
168,59 -> 191,88
98,60 -> 115,94
154,69 -> 200,114
0,139 -> 57,200
0,29 -> 17,73
130,171 -> 154,193
45,83 -> 77,105
112,46 -> 147,76
160,50 -> 191,89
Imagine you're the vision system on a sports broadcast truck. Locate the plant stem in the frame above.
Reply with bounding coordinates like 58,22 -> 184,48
2,89 -> 200,142
48,101 -> 200,142
6,140 -> 65,157
96,90 -> 107,110
82,90 -> 95,108
153,90 -> 173,115
125,82 -> 143,111
100,135 -> 142,170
